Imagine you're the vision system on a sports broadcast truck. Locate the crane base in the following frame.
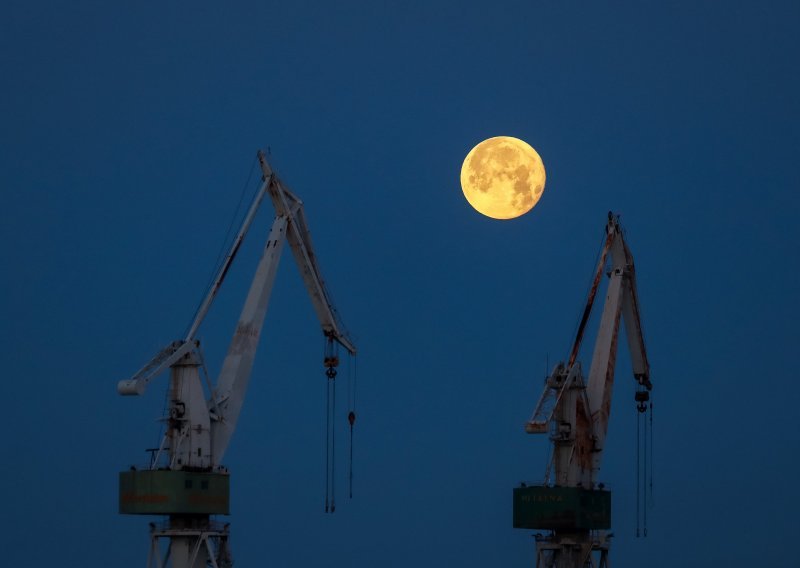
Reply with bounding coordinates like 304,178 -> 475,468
119,470 -> 230,515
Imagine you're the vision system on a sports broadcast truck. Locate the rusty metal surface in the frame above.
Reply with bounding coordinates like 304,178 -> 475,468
568,231 -> 614,369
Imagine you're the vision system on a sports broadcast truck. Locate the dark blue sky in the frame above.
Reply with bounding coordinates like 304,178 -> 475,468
2,1 -> 798,566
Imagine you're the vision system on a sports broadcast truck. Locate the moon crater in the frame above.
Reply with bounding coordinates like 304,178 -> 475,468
460,136 -> 546,220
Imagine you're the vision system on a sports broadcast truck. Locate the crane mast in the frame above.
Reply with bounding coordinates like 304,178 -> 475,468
118,150 -> 355,568
514,214 -> 651,568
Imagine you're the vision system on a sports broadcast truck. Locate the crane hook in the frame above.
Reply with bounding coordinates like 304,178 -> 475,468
324,335 -> 339,380
635,390 -> 649,413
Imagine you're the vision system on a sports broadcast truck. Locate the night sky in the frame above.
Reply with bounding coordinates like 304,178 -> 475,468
2,1 -> 799,566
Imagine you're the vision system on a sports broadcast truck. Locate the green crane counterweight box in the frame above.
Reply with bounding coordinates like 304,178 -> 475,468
119,470 -> 230,515
513,486 -> 610,530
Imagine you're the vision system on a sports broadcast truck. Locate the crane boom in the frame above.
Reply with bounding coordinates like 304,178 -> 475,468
208,152 -> 356,463
185,173 -> 273,343
585,220 -> 650,473
208,214 -> 288,465
526,214 -> 650,479
258,151 -> 356,355
117,173 -> 273,398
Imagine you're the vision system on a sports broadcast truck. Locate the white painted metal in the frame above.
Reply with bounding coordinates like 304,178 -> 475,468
526,215 -> 650,487
524,215 -> 650,568
209,214 -> 288,465
184,174 -> 273,343
147,521 -> 232,568
167,352 -> 211,469
585,220 -> 650,480
534,532 -> 610,568
120,150 -> 356,568
258,152 -> 356,355
548,362 -> 594,489
120,151 -> 356,471
117,340 -> 196,396
585,259 -> 625,475
119,171 -> 273,398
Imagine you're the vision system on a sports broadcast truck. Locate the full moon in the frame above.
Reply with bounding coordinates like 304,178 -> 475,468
460,136 -> 546,219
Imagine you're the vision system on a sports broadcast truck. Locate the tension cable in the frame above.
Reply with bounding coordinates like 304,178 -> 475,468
347,354 -> 358,499
643,398 -> 648,537
649,400 -> 654,507
635,387 -> 650,537
185,155 -> 257,339
324,339 -> 339,513
636,404 -> 641,537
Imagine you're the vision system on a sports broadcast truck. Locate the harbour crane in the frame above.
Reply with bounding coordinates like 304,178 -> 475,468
118,150 -> 356,568
513,214 -> 652,568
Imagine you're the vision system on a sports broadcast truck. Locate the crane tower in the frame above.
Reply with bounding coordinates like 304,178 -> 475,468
513,214 -> 652,568
117,150 -> 356,568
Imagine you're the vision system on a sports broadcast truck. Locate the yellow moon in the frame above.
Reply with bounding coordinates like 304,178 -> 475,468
460,136 -> 546,219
